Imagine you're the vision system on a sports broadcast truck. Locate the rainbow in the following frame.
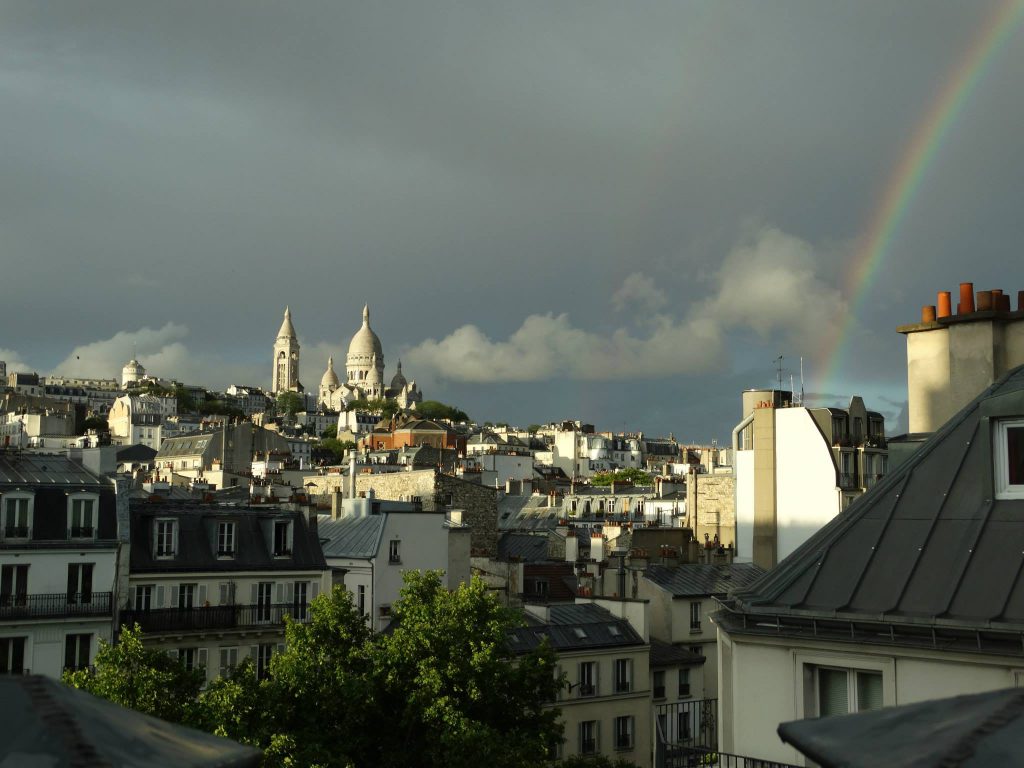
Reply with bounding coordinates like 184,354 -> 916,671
821,0 -> 1024,388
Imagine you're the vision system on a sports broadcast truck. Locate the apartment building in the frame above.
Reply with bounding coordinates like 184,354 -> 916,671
119,499 -> 328,681
0,453 -> 119,677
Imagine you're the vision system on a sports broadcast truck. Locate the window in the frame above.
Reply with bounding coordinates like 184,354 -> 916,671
0,637 -> 26,674
256,582 -> 273,623
177,647 -> 198,672
69,496 -> 96,539
178,583 -> 196,609
578,661 -> 597,697
389,539 -> 401,564
273,520 -> 292,556
293,581 -> 309,621
67,563 -> 94,604
218,647 -> 238,678
357,584 -> 366,615
679,668 -> 691,697
814,667 -> 883,716
0,564 -> 28,608
2,494 -> 32,539
154,519 -> 177,558
134,584 -> 154,611
689,601 -> 701,631
579,720 -> 598,755
614,715 -> 634,750
255,643 -> 274,679
995,420 -> 1024,499
614,658 -> 631,693
218,581 -> 236,606
653,669 -> 666,699
217,522 -> 236,557
64,633 -> 91,671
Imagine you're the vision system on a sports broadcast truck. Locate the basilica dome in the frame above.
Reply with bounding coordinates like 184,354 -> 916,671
321,356 -> 340,388
347,304 -> 383,361
390,360 -> 407,391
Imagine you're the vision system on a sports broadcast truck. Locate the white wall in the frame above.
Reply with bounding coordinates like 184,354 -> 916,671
734,450 -> 754,560
774,409 -> 841,561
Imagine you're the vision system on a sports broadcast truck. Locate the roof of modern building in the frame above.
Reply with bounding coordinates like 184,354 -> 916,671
778,687 -> 1024,768
506,602 -> 645,654
0,675 -> 261,768
645,563 -> 767,598
0,452 -> 105,487
718,364 -> 1024,652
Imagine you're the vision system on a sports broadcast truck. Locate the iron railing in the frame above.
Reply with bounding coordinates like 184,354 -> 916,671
662,747 -> 800,768
0,592 -> 112,620
120,602 -> 310,634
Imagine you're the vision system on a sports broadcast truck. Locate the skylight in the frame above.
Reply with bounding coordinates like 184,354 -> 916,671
573,627 -> 588,639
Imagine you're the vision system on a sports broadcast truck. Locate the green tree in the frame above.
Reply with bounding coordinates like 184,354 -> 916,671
346,398 -> 400,420
77,415 -> 109,435
528,424 -> 543,434
589,468 -> 654,487
63,624 -> 205,726
174,385 -> 198,413
316,438 -> 356,464
416,400 -> 470,423
321,424 -> 338,439
276,391 -> 304,417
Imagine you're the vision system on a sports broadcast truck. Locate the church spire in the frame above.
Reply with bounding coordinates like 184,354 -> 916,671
362,304 -> 370,326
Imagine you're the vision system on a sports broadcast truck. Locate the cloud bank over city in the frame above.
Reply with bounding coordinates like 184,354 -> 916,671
0,1 -> 1020,439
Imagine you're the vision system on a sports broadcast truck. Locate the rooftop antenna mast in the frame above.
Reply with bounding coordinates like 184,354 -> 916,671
775,355 -> 784,392
800,356 -> 805,407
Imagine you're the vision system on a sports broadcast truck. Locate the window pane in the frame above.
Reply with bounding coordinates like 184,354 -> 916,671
818,668 -> 849,716
856,671 -> 883,712
1008,427 -> 1024,485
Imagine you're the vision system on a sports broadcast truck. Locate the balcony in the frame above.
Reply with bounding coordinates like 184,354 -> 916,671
120,602 -> 310,634
838,472 -> 858,490
0,592 -> 112,621
69,526 -> 94,539
3,525 -> 29,539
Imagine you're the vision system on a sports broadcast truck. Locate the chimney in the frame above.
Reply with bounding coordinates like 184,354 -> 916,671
976,290 -> 993,312
348,453 -> 356,499
937,291 -> 952,318
1018,290 -> 1024,312
565,533 -> 578,563
957,282 -> 974,315
590,532 -> 605,563
998,293 -> 1012,312
331,489 -> 343,520
921,305 -> 936,323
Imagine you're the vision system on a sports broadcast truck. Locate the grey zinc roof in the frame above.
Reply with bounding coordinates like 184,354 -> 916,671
720,364 -> 1024,645
778,687 -> 1024,768
318,515 -> 387,559
0,453 -> 104,487
649,638 -> 705,667
498,532 -> 550,562
506,603 -> 645,654
645,563 -> 767,598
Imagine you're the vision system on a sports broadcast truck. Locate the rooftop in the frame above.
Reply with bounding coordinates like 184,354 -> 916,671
0,453 -> 105,487
645,562 -> 766,598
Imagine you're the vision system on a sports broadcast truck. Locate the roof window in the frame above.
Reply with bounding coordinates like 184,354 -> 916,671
995,419 -> 1024,500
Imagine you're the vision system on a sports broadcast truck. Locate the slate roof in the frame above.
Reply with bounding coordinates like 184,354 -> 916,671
718,364 -> 1024,654
778,687 -> 1024,768
498,494 -> 559,531
0,675 -> 261,767
498,531 -> 550,562
645,563 -> 767,598
318,514 -> 387,559
129,500 -> 326,573
649,637 -> 705,667
506,602 -> 645,654
115,443 -> 158,463
0,453 -> 105,487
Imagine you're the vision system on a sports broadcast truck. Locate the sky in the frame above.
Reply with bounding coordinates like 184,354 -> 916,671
1,1 -> 1022,442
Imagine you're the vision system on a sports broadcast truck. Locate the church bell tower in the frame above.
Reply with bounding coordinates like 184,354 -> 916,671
272,306 -> 301,393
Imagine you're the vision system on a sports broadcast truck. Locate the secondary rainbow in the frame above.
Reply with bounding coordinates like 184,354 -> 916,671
821,0 -> 1024,387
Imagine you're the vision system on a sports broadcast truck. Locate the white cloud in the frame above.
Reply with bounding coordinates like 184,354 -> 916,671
0,349 -> 33,374
405,226 -> 848,383
612,272 -> 667,313
51,323 -> 191,380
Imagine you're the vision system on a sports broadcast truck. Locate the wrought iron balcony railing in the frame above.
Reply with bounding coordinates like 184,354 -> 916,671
120,602 -> 311,634
0,592 -> 112,620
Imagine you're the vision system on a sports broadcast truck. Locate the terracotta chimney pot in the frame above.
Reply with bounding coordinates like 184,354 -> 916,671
958,282 -> 975,314
998,293 -> 1011,312
937,291 -> 952,318
976,290 -> 993,312
921,305 -> 937,323
1018,290 -> 1024,312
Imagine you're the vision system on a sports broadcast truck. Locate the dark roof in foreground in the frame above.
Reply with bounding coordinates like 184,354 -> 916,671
644,563 -> 766,597
507,603 -> 644,653
718,364 -> 1024,656
0,453 -> 105,487
649,638 -> 705,667
0,675 -> 261,767
778,687 -> 1024,768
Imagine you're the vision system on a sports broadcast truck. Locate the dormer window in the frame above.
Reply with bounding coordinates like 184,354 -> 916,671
2,493 -> 33,540
154,519 -> 178,558
217,521 -> 236,557
68,494 -> 98,539
273,520 -> 293,557
995,420 -> 1024,500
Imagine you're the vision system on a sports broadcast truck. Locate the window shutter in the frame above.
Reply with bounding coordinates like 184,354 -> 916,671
817,668 -> 849,716
156,585 -> 166,609
66,565 -> 77,601
250,583 -> 258,605
276,583 -> 284,603
173,523 -> 179,555
310,581 -> 319,600
197,648 -> 208,670
218,583 -> 228,605
197,584 -> 208,605
170,586 -> 179,609
250,645 -> 259,661
595,720 -> 600,751
129,585 -> 137,609
285,582 -> 294,605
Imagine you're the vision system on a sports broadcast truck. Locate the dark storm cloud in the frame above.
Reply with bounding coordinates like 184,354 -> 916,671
1,1 -> 1021,440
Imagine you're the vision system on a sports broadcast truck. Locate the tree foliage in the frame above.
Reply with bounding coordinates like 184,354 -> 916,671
589,467 -> 654,487
276,391 -> 304,417
415,400 -> 469,423
320,424 -> 338,439
345,398 -> 400,420
77,415 -> 109,435
315,438 -> 356,464
68,576 -> 563,768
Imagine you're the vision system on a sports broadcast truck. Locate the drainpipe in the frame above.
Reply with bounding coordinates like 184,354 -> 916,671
731,413 -> 754,557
